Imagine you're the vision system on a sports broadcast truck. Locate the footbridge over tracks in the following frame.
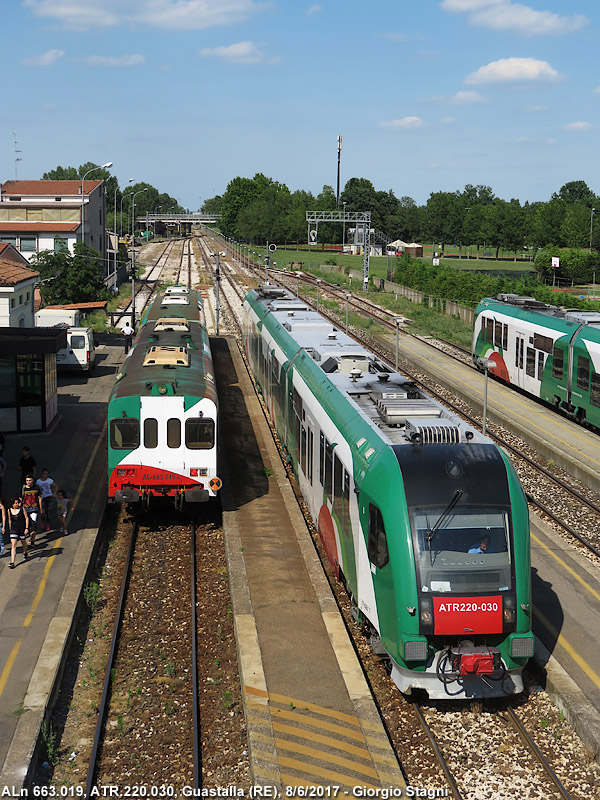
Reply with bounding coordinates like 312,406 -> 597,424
137,212 -> 220,237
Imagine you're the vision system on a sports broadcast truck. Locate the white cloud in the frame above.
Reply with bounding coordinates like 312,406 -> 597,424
440,0 -> 588,37
565,121 -> 592,132
379,116 -> 424,129
21,48 -> 65,66
466,57 -> 558,84
429,90 -> 485,104
307,4 -> 322,15
199,41 -> 275,64
441,116 -> 456,124
24,0 -> 267,31
524,104 -> 548,112
593,86 -> 600,94
85,54 -> 145,67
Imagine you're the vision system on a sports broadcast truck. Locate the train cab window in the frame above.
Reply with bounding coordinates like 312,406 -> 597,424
526,347 -> 536,378
577,356 -> 590,391
110,418 -> 139,450
368,505 -> 389,569
167,418 -> 181,448
144,418 -> 158,449
552,346 -> 564,379
591,373 -> 600,408
185,418 -> 214,449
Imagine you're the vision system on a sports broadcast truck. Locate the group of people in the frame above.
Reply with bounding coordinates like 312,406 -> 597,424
0,445 -> 73,570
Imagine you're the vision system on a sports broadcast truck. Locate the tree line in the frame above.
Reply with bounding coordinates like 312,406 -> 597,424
204,175 -> 600,263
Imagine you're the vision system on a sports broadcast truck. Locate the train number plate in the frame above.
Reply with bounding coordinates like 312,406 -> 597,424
433,595 -> 502,635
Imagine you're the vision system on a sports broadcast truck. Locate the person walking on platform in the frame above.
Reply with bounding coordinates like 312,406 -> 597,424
22,474 -> 42,545
0,498 -> 7,558
7,496 -> 29,567
19,446 -> 37,484
56,490 -> 73,535
37,468 -> 58,532
121,320 -> 134,354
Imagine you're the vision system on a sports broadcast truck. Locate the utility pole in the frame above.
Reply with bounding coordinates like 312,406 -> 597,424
336,135 -> 342,208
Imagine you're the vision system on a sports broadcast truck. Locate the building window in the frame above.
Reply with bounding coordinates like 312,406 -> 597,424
55,197 -> 62,201
20,236 -> 37,252
10,298 -> 15,309
0,236 -> 17,246
54,237 -> 68,252
18,294 -> 23,305
26,291 -> 30,301
10,196 -> 21,201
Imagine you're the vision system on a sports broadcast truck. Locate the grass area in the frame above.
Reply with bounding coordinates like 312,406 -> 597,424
251,246 -> 534,279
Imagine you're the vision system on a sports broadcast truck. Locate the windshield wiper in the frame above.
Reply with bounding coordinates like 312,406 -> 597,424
426,489 -> 464,565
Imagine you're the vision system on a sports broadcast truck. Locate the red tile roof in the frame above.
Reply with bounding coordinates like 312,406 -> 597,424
42,301 -> 107,310
0,222 -> 80,232
1,180 -> 102,196
0,242 -> 29,264
0,259 -> 39,286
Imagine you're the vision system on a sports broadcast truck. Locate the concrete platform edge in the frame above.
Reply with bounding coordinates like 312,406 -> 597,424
0,519 -> 106,790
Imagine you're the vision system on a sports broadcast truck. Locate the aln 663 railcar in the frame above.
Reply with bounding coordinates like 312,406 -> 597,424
472,294 -> 600,430
243,286 -> 534,699
108,289 -> 221,506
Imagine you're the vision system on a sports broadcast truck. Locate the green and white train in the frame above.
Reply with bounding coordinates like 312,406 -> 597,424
108,288 -> 221,507
473,294 -> 600,430
243,286 -> 534,700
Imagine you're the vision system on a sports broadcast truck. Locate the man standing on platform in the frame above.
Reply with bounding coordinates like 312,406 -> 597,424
120,319 -> 134,354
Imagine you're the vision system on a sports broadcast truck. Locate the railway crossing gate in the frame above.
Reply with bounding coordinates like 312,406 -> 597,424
306,210 -> 372,291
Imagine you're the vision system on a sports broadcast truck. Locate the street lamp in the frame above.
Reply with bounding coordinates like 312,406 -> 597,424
345,291 -> 351,334
316,278 -> 322,312
394,317 -> 401,372
343,201 -> 347,249
130,187 -> 148,326
120,181 -> 135,238
476,357 -> 494,435
80,161 -> 112,246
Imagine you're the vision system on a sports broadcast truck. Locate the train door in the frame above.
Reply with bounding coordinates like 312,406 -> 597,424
514,332 -> 526,389
298,414 -> 314,510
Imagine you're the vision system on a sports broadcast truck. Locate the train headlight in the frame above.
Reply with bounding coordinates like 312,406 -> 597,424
419,597 -> 434,635
503,595 -> 516,631
158,385 -> 168,395
511,636 -> 534,659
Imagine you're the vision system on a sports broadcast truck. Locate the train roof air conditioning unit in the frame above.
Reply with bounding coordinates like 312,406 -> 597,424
405,418 -> 461,444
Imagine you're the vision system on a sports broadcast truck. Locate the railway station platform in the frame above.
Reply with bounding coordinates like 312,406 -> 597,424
0,334 -> 124,787
215,336 -> 406,789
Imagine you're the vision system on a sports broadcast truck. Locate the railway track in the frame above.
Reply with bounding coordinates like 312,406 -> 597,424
85,515 -> 202,789
197,232 -> 600,800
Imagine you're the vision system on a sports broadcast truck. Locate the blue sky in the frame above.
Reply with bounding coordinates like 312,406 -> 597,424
2,0 -> 600,209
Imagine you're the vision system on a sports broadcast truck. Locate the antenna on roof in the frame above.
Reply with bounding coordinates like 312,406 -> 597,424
10,132 -> 22,179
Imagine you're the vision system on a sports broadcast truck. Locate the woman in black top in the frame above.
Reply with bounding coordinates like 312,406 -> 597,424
8,496 -> 29,568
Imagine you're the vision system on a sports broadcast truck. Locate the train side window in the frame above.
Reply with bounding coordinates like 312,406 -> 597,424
144,418 -> 158,449
502,324 -> 508,350
333,453 -> 343,524
110,418 -> 139,450
368,504 -> 389,569
537,352 -> 544,381
591,373 -> 600,408
308,429 -> 314,484
301,426 -> 307,476
319,431 -> 325,485
185,418 -> 214,449
494,320 -> 503,348
342,469 -> 350,538
577,356 -> 590,391
325,440 -> 333,500
167,418 -> 181,448
526,347 -> 536,378
552,347 -> 564,379
534,333 -> 553,353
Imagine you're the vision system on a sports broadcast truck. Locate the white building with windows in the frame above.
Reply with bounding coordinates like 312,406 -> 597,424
0,179 -> 108,264
0,242 -> 38,327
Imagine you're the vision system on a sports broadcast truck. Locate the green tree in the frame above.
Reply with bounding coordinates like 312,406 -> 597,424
32,243 -> 111,305
424,191 -> 462,253
552,180 -> 595,206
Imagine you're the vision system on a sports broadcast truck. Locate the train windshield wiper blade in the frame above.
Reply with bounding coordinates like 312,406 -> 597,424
426,489 -> 464,565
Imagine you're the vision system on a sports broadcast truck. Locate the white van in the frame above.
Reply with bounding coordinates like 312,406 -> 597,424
56,327 -> 96,374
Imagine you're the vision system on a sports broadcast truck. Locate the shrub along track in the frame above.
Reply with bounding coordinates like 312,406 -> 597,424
39,503 -> 249,789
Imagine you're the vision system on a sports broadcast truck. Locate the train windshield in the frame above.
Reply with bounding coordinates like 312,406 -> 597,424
412,506 -> 512,593
392,442 -> 515,595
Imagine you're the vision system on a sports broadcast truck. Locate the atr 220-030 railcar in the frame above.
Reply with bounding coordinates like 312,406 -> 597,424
108,289 -> 221,507
244,286 -> 534,699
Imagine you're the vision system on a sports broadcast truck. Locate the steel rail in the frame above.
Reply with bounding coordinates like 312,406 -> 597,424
190,520 -> 201,788
411,703 -> 464,800
85,520 -> 138,797
506,707 -> 574,800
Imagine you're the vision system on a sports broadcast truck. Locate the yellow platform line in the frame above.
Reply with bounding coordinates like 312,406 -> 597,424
534,607 -> 600,690
275,738 -> 377,779
272,721 -> 370,759
532,531 -> 600,603
267,691 -> 360,727
270,708 -> 367,742
278,756 -> 379,789
0,641 -> 22,699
